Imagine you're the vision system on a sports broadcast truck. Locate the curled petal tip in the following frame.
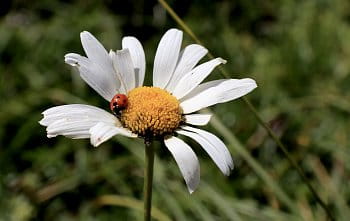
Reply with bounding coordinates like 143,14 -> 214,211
218,57 -> 227,64
38,119 -> 44,126
80,30 -> 89,36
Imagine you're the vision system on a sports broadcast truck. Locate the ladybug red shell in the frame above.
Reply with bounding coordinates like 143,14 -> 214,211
110,94 -> 128,116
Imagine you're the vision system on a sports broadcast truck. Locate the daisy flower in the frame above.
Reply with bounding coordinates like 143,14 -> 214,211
40,29 -> 257,193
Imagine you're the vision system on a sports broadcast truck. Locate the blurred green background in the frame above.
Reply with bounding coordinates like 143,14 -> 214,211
1,0 -> 350,220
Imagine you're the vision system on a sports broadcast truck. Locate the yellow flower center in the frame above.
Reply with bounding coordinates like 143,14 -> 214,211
120,86 -> 183,138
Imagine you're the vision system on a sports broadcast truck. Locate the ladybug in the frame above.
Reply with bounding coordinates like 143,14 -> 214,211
110,94 -> 128,116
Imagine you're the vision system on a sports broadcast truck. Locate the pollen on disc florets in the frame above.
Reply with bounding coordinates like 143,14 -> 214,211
120,86 -> 183,138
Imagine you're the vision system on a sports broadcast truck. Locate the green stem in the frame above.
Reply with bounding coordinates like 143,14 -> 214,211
158,0 -> 335,220
209,113 -> 298,213
243,98 -> 335,221
144,141 -> 155,221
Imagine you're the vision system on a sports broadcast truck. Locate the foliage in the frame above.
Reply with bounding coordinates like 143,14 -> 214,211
1,0 -> 350,220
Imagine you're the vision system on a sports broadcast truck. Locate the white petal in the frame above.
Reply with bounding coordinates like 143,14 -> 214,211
164,136 -> 200,193
40,104 -> 116,126
46,119 -> 91,139
40,104 -> 118,139
122,37 -> 146,87
153,29 -> 183,88
109,51 -> 126,94
182,126 -> 233,171
80,31 -> 116,79
89,122 -> 119,146
89,122 -> 136,147
177,129 -> 231,175
180,78 -> 257,114
184,114 -> 212,126
180,79 -> 225,101
165,44 -> 208,92
65,53 -> 119,101
172,58 -> 226,99
114,48 -> 136,92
